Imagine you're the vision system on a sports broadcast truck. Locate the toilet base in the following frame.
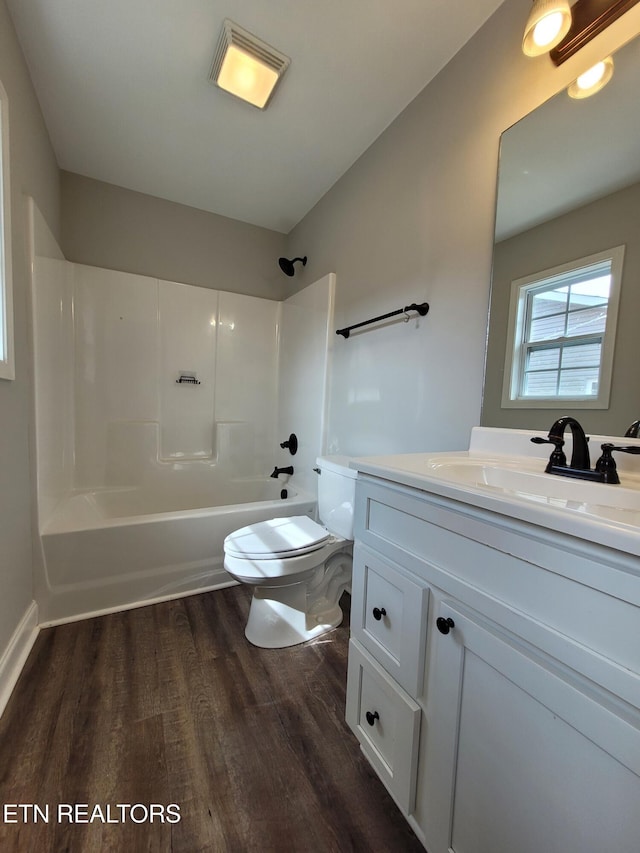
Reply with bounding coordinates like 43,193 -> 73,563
245,584 -> 344,648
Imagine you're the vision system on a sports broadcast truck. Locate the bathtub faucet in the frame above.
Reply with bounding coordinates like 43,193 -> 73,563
271,465 -> 294,478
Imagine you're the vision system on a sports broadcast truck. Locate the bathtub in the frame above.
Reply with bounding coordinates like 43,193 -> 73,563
39,479 -> 316,624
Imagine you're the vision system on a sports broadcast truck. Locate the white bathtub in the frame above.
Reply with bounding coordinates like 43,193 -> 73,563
39,479 -> 316,624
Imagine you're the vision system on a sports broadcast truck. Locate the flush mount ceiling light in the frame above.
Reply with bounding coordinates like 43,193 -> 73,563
568,55 -> 615,97
522,0 -> 573,56
209,19 -> 290,109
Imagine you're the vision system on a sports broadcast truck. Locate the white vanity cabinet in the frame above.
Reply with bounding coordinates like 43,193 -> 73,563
345,473 -> 640,853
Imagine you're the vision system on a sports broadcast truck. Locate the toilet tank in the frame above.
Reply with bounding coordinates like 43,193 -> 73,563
316,455 -> 357,540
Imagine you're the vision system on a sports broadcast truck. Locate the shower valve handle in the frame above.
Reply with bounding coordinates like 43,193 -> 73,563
279,433 -> 298,455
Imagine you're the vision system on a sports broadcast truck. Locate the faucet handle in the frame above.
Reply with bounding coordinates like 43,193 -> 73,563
602,443 -> 640,454
531,435 -> 566,468
279,433 -> 298,455
595,443 -> 640,485
531,435 -> 564,446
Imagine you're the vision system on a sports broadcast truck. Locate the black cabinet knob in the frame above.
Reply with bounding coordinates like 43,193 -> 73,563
372,607 -> 386,621
436,616 -> 455,635
365,710 -> 379,726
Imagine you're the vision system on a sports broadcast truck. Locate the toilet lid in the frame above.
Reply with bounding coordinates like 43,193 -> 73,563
224,516 -> 330,560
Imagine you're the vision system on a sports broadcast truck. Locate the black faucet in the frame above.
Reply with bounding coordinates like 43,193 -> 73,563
531,416 -> 593,479
531,416 -> 640,484
270,465 -> 294,478
532,416 -> 590,472
624,420 -> 640,438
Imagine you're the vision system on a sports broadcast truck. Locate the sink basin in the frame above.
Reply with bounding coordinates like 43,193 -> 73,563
421,456 -> 640,512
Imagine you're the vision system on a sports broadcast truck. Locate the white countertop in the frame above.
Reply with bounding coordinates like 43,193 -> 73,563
350,427 -> 640,559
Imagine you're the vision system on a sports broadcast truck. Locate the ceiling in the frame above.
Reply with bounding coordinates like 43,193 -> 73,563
6,0 -> 504,233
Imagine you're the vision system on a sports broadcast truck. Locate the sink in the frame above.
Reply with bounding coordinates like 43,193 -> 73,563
352,428 -> 640,555
421,456 -> 640,512
356,451 -> 640,524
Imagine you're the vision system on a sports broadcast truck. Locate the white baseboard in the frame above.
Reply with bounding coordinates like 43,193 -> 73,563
40,573 -> 237,628
0,577 -> 237,717
0,602 -> 39,720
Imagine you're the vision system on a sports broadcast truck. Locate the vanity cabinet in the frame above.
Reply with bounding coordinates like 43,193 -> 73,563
345,474 -> 640,853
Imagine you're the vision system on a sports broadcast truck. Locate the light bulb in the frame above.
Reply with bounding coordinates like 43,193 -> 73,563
576,61 -> 606,90
533,11 -> 564,47
568,57 -> 614,99
522,0 -> 572,57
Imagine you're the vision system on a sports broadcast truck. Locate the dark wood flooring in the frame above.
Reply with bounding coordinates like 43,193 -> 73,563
0,586 -> 424,852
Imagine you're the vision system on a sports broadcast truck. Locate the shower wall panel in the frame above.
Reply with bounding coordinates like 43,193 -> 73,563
215,291 -> 280,478
31,255 -> 74,521
59,265 -> 280,491
73,264 -> 159,487
159,280 -> 218,460
277,274 -> 335,496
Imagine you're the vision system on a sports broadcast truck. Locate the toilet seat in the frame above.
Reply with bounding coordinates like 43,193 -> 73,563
224,537 -> 347,586
224,515 -> 330,560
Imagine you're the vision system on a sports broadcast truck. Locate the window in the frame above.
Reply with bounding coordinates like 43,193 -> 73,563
502,246 -> 624,409
0,79 -> 14,381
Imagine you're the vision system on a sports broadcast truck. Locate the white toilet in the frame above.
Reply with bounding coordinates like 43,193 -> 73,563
223,456 -> 357,648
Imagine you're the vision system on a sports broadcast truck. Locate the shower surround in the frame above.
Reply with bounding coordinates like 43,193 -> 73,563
28,200 -> 335,623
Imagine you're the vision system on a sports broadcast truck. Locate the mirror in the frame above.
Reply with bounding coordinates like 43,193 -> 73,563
482,34 -> 640,435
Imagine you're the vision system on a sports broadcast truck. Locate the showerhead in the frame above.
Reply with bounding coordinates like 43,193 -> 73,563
278,256 -> 307,277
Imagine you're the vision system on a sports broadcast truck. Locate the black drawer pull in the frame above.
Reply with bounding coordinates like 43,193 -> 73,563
436,616 -> 455,635
372,607 -> 386,621
365,710 -> 380,726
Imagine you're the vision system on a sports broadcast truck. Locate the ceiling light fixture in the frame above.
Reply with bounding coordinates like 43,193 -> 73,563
209,19 -> 290,110
522,0 -> 573,56
567,56 -> 615,97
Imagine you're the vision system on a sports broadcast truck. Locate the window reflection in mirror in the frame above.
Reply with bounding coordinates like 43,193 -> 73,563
482,34 -> 640,435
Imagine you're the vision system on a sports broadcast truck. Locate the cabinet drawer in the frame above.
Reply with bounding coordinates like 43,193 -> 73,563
351,543 -> 428,696
346,639 -> 421,814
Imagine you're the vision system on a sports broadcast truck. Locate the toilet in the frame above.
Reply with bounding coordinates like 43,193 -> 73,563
223,456 -> 357,648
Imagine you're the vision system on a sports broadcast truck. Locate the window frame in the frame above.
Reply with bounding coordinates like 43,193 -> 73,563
0,78 -> 14,381
501,245 -> 625,410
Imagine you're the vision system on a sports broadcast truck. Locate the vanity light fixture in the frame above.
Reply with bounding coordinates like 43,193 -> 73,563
568,55 -> 615,97
209,19 -> 290,109
522,0 -> 573,56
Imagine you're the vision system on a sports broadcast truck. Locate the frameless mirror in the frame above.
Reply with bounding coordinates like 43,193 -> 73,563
482,34 -> 640,434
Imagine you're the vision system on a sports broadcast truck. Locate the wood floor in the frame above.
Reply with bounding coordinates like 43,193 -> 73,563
0,586 -> 424,852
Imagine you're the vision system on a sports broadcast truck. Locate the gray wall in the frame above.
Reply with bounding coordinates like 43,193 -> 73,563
483,180 -> 640,434
0,0 -> 59,654
283,0 -> 639,455
61,171 -> 287,300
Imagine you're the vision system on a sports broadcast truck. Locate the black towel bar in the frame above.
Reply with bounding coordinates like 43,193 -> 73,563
336,302 -> 429,339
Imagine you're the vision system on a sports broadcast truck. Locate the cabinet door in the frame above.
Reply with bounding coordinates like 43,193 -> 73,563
351,544 -> 428,696
420,601 -> 640,853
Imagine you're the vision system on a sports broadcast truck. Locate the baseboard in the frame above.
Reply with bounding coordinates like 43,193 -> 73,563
0,578 -> 237,713
0,602 -> 39,720
40,574 -> 237,628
